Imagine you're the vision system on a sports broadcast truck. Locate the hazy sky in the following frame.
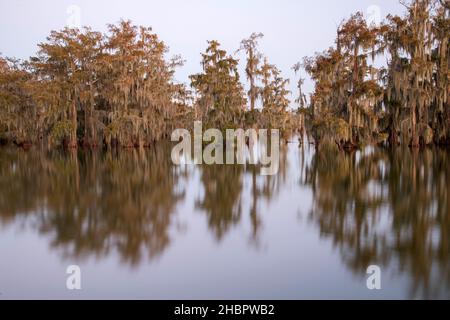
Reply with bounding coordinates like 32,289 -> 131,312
0,0 -> 406,100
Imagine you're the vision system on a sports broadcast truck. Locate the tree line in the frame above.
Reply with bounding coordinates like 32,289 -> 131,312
0,21 -> 297,149
0,0 -> 448,150
0,21 -> 191,148
303,0 -> 449,149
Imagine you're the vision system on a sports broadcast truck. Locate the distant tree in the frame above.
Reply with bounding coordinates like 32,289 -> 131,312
259,58 -> 290,132
292,62 -> 308,140
190,40 -> 246,128
336,12 -> 384,144
102,20 -> 185,147
31,28 -> 84,148
0,57 -> 37,146
237,32 -> 264,112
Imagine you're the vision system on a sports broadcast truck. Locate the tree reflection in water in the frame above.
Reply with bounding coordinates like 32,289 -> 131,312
0,143 -> 288,264
303,146 -> 450,299
195,143 -> 288,243
1,143 -> 449,298
0,144 -> 186,266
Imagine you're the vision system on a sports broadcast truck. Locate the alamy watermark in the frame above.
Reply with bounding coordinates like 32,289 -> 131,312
66,5 -> 82,29
366,5 -> 382,27
366,265 -> 382,290
66,265 -> 82,290
171,121 -> 280,176
63,264 -> 380,293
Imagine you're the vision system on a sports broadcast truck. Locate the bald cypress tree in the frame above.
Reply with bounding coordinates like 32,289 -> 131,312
190,40 -> 246,129
304,0 -> 449,149
237,33 -> 264,112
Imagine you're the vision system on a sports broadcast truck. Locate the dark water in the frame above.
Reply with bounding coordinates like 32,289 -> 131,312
0,142 -> 449,299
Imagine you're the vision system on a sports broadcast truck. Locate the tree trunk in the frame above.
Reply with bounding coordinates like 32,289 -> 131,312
410,106 -> 420,148
68,97 -> 78,149
250,75 -> 255,111
83,84 -> 97,147
349,43 -> 359,145
389,108 -> 399,146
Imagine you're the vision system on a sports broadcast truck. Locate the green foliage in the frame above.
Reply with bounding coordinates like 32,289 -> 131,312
50,120 -> 75,141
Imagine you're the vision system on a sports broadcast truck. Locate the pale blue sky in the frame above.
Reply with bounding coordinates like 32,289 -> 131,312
0,0 -> 406,102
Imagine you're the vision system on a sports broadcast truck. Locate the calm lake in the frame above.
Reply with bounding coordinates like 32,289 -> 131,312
0,141 -> 449,299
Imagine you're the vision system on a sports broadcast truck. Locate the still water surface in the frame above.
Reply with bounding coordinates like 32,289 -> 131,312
0,142 -> 449,299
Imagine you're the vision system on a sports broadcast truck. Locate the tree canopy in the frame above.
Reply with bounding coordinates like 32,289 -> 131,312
0,0 -> 448,150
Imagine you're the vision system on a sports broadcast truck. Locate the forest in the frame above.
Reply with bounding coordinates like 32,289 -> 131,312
0,0 -> 448,150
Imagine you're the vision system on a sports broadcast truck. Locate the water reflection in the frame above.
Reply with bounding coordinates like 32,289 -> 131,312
0,145 -> 185,265
0,143 -> 449,298
196,144 -> 289,243
303,147 -> 450,299
0,143 -> 288,263
196,164 -> 244,240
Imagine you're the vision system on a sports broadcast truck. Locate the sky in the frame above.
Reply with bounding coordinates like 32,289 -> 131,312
0,0 -> 406,105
